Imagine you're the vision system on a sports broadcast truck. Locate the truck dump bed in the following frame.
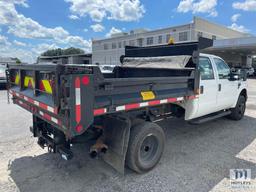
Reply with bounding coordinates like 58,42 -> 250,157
7,38 -> 213,139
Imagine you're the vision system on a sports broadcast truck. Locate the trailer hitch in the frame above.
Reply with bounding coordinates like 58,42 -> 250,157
32,126 -> 73,161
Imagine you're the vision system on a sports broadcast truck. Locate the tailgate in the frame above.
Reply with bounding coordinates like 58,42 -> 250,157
7,64 -> 95,138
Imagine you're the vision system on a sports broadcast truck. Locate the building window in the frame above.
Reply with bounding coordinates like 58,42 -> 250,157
118,42 -> 122,48
212,35 -> 217,40
166,34 -> 171,43
112,43 -> 117,49
158,36 -> 162,44
137,38 -> 143,47
179,31 -> 188,41
129,40 -> 135,46
198,31 -> 203,38
103,43 -> 108,50
147,37 -> 154,45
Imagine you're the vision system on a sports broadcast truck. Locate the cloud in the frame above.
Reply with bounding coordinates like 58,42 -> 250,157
231,14 -> 241,22
9,0 -> 29,7
177,0 -> 218,17
229,23 -> 250,33
65,0 -> 145,22
0,35 -> 11,46
68,14 -> 79,20
31,43 -> 58,55
90,24 -> 105,32
0,1 -> 91,49
0,1 -> 93,63
233,0 -> 256,11
0,35 -> 34,63
13,40 -> 26,46
106,27 -> 122,37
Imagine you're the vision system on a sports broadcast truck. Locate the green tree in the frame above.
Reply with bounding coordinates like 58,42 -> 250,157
41,47 -> 84,56
13,58 -> 21,64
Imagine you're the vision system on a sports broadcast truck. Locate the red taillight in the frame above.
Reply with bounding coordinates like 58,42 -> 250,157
76,125 -> 83,133
82,76 -> 90,85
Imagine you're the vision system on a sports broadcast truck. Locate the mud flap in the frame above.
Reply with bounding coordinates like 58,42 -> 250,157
102,115 -> 131,174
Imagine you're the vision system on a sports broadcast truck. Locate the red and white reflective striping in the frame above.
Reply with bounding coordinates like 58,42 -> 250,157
39,111 -> 61,126
75,77 -> 81,124
116,97 -> 185,112
9,90 -> 58,114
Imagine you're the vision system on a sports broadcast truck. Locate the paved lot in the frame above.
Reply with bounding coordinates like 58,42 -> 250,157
0,79 -> 256,192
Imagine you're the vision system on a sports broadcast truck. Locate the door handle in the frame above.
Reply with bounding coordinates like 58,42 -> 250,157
200,85 -> 204,94
218,84 -> 221,91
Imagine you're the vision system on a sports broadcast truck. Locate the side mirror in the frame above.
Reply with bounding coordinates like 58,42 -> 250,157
229,72 -> 240,81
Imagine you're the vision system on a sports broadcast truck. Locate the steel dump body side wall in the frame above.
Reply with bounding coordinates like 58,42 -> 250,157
93,76 -> 194,109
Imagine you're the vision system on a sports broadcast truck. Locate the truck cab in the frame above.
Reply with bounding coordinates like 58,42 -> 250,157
185,53 -> 247,120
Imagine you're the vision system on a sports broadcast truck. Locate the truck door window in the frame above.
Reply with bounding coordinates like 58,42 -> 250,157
214,58 -> 230,79
199,57 -> 214,80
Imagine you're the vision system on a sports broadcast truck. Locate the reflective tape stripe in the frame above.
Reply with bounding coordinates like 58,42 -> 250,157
42,80 -> 53,94
149,100 -> 161,106
39,111 -> 61,125
167,98 -> 177,102
24,76 -> 34,88
116,105 -> 125,111
94,108 -> 107,116
75,88 -> 81,105
125,103 -> 140,110
114,96 -> 189,113
140,102 -> 149,107
34,101 -> 39,106
160,99 -> 168,104
15,75 -> 20,85
75,77 -> 81,124
47,106 -> 54,113
51,117 -> 58,124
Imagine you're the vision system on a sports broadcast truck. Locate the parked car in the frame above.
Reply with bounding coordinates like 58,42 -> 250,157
100,65 -> 115,73
247,67 -> 255,77
0,64 -> 7,86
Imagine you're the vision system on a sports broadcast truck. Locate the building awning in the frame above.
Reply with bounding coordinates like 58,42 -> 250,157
205,37 -> 256,55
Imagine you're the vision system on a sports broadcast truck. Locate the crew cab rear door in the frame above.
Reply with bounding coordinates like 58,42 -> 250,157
213,57 -> 238,110
196,56 -> 218,117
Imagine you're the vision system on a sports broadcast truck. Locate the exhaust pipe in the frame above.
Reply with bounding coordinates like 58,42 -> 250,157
101,146 -> 108,154
89,149 -> 98,158
89,137 -> 108,158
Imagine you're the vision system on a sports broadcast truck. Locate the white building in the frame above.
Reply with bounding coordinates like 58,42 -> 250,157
92,17 -> 250,66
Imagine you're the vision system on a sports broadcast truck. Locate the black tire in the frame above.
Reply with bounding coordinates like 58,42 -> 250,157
228,95 -> 246,121
126,121 -> 165,173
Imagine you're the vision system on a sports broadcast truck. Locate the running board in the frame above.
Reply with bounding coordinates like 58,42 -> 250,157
189,110 -> 231,124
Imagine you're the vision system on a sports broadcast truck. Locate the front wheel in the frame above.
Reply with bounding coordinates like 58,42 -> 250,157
126,121 -> 165,173
228,95 -> 246,121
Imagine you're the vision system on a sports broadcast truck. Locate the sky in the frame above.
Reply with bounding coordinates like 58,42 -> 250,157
0,0 -> 255,63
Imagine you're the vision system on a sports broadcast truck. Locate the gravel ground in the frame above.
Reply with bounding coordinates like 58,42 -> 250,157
0,79 -> 256,192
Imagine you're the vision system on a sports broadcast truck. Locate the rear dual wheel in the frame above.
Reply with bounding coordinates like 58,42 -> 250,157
126,121 -> 165,173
